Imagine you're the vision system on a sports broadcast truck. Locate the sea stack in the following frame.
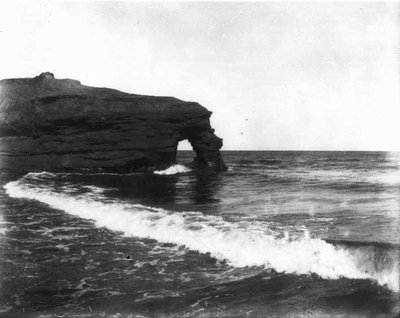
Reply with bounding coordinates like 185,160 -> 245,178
0,72 -> 227,173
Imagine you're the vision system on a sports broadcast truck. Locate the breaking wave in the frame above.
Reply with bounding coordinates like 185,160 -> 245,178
154,164 -> 191,175
4,173 -> 399,292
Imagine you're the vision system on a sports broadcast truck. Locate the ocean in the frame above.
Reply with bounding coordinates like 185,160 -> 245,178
0,151 -> 399,317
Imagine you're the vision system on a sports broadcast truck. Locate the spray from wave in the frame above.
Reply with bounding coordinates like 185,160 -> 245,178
4,172 -> 399,292
154,164 -> 191,175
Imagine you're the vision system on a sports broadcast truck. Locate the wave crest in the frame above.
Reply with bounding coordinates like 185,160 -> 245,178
4,174 -> 399,292
154,164 -> 191,175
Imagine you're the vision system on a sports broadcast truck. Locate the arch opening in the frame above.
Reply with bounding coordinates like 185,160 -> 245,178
176,139 -> 196,167
177,139 -> 192,151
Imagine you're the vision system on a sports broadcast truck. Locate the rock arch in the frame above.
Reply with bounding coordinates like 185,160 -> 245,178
0,73 -> 227,173
177,128 -> 226,171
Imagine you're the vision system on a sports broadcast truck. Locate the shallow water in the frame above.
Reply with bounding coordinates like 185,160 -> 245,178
0,151 -> 399,317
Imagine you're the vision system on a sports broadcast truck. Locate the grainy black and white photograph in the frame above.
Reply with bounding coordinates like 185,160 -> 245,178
0,1 -> 399,317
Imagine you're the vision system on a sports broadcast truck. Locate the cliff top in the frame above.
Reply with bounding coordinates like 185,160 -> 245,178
0,72 -> 211,121
1,72 -> 168,102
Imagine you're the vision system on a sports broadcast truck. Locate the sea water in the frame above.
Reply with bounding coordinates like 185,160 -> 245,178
0,151 -> 399,317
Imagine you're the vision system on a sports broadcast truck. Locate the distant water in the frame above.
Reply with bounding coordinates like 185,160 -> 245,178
0,151 -> 399,317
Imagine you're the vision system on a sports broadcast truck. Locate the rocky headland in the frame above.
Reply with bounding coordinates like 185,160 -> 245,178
0,72 -> 226,173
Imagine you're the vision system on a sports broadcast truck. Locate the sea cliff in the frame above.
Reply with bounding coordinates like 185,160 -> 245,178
0,72 -> 226,173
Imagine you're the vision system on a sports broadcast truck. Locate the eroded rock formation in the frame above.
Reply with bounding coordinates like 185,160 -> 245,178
0,72 -> 226,173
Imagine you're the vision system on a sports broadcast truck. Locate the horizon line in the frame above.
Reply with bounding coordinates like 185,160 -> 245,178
178,149 -> 400,152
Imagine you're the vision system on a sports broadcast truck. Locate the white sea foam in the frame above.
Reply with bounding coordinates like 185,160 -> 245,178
154,164 -> 191,175
4,176 -> 399,292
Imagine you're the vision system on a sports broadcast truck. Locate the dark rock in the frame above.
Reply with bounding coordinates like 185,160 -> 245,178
0,73 -> 227,173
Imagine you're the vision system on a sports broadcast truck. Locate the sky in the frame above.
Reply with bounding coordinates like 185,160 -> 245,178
0,1 -> 399,151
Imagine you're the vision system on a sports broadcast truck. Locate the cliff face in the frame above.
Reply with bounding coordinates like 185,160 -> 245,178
0,72 -> 226,173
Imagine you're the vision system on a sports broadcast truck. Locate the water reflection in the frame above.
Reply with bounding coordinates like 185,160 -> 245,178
189,172 -> 223,204
56,171 -> 226,211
